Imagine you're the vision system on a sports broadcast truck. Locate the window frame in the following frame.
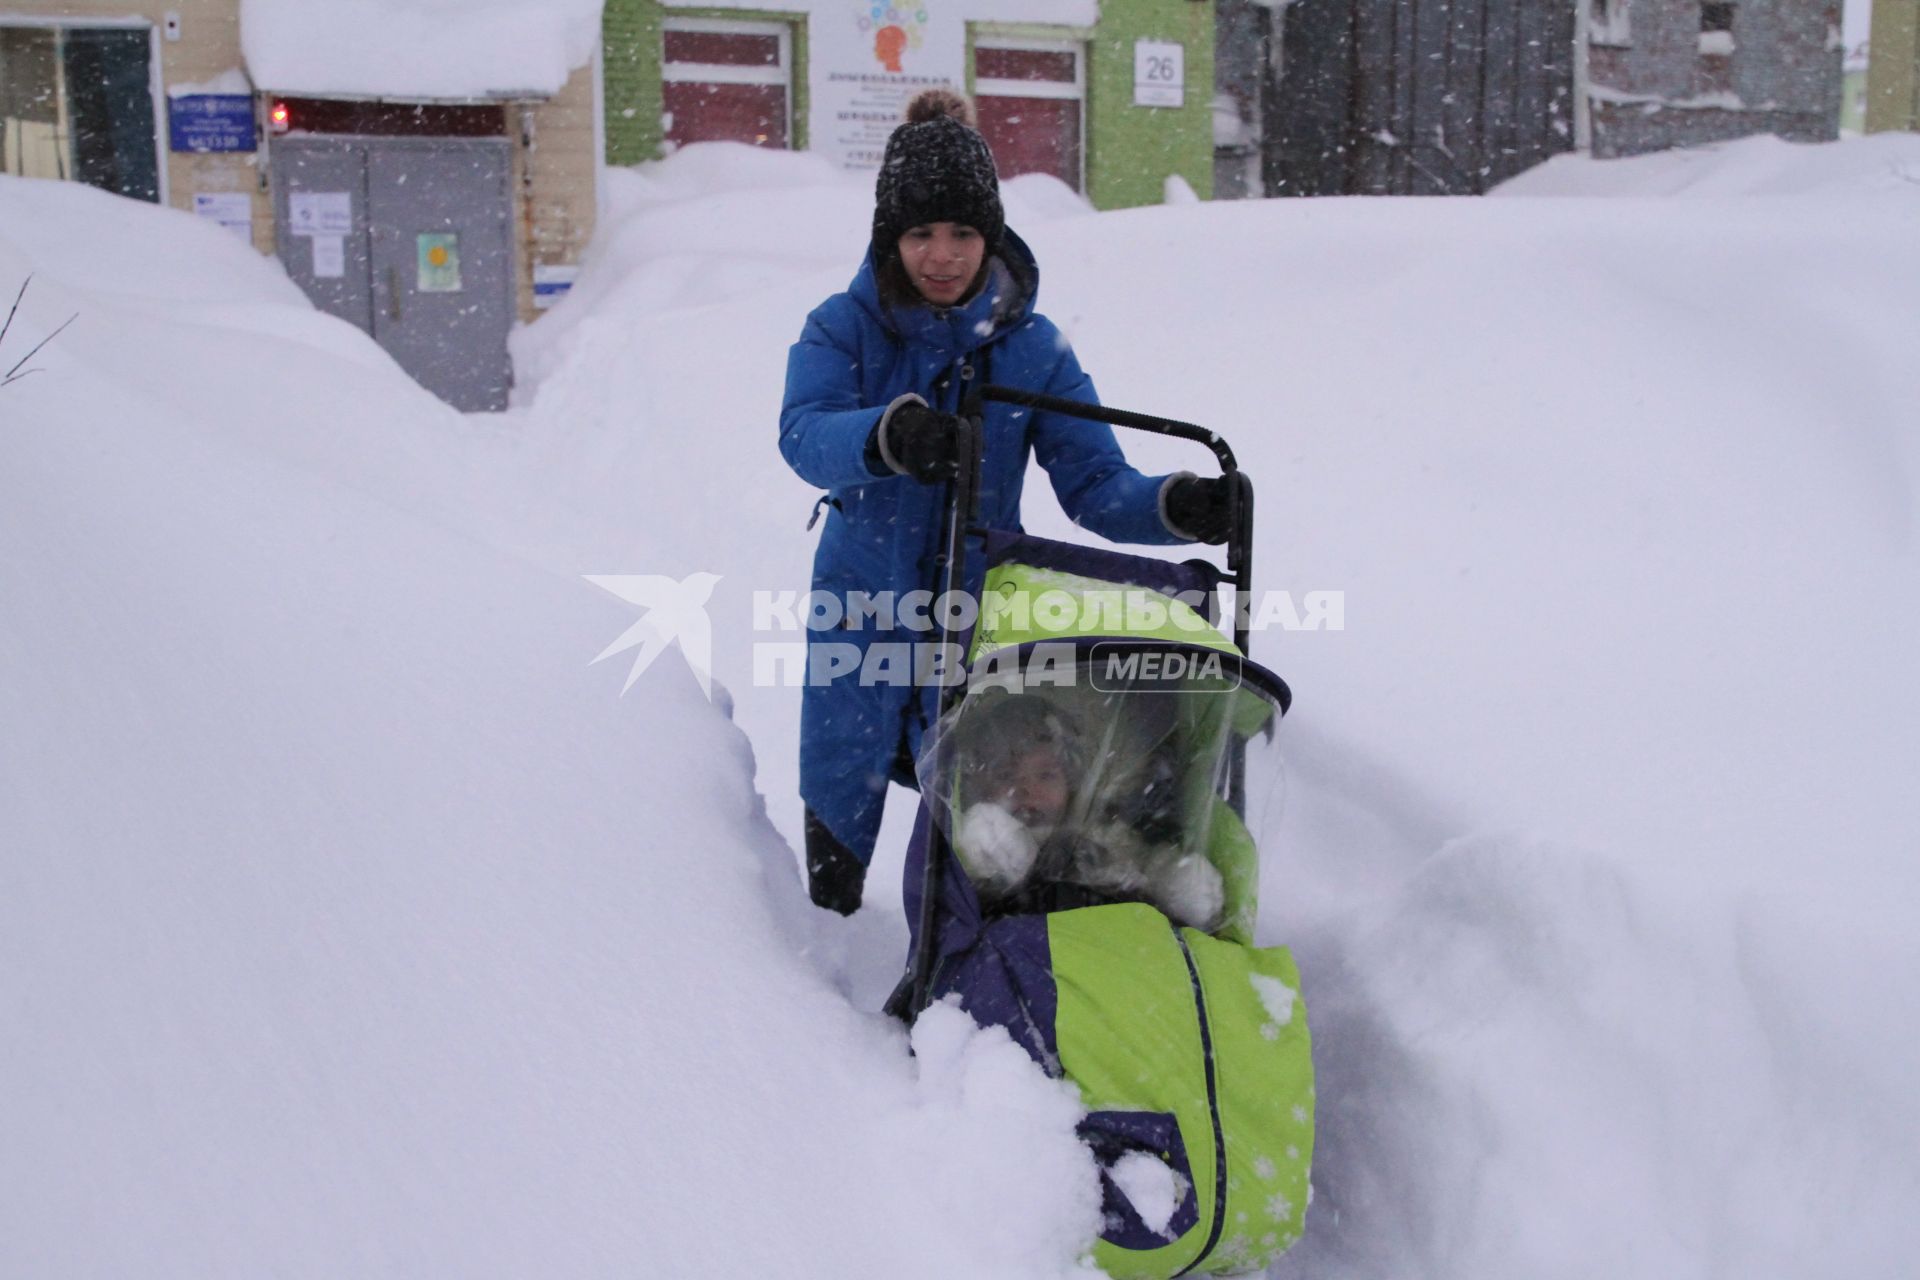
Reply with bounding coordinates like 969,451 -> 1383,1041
971,34 -> 1086,193
661,16 -> 793,89
1698,1 -> 1736,57
973,36 -> 1086,103
659,14 -> 794,151
1588,0 -> 1632,48
0,15 -> 167,204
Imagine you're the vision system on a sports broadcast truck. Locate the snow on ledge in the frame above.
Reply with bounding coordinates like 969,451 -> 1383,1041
1588,84 -> 1749,113
168,68 -> 254,98
239,0 -> 603,100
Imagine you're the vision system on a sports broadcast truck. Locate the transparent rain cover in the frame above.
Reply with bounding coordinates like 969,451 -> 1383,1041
917,643 -> 1287,940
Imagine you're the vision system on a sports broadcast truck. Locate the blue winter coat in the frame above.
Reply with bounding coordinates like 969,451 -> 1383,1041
779,228 -> 1190,862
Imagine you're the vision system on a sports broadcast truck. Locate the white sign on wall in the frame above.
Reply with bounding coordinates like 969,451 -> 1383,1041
533,263 -> 578,309
813,4 -> 965,170
785,1 -> 1106,172
287,191 -> 353,237
192,192 -> 253,243
1133,39 -> 1185,108
311,234 -> 345,279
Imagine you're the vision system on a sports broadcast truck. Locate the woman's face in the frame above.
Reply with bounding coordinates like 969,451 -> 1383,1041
897,222 -> 986,306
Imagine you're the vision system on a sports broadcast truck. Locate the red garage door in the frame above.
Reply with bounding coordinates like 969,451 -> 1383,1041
974,42 -> 1083,191
662,20 -> 791,150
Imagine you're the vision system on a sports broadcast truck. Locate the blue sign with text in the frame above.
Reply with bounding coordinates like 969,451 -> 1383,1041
169,95 -> 257,153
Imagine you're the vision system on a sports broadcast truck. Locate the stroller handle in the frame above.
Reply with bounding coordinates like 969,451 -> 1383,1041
961,384 -> 1254,655
962,386 -> 1239,474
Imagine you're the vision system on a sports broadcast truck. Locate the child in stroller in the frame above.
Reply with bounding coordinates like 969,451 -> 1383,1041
946,691 -> 1228,933
887,398 -> 1313,1279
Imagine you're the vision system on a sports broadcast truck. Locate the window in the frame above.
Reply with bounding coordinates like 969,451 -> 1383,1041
1699,2 -> 1735,56
661,18 -> 792,150
973,38 -> 1085,192
1589,0 -> 1631,47
1,22 -> 160,202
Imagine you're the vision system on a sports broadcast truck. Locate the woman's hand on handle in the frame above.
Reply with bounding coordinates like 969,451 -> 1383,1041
1162,473 -> 1236,544
872,398 -> 966,484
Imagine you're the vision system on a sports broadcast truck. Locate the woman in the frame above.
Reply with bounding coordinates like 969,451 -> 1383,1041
778,89 -> 1234,914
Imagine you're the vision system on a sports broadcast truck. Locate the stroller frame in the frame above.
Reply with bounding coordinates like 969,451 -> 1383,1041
900,386 -> 1259,1020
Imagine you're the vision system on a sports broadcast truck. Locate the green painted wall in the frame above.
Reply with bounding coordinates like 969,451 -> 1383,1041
601,0 -> 661,166
603,1 -> 1213,209
1081,0 -> 1215,209
968,1 -> 1215,211
601,1 -> 810,164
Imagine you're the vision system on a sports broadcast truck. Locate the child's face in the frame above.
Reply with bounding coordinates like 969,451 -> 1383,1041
985,746 -> 1071,832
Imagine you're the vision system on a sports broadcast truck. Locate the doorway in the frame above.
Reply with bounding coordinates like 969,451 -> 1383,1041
270,129 -> 514,411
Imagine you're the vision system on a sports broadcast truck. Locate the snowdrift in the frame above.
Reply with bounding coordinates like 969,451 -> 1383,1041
1,176 -> 1101,1280
6,128 -> 1920,1279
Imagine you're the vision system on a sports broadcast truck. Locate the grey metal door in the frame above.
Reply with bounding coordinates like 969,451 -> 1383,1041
272,138 -> 374,331
366,139 -> 512,412
271,136 -> 512,411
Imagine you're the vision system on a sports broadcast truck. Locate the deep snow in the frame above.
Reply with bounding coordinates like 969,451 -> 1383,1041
5,129 -> 1920,1278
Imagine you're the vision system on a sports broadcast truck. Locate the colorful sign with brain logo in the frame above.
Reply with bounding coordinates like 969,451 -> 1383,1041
857,5 -> 929,72
819,2 -> 959,170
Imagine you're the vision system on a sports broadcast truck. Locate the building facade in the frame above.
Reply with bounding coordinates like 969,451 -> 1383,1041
1212,0 -> 1576,196
601,0 -> 1217,209
2,0 -> 600,411
1585,0 -> 1843,156
1211,0 -> 1848,192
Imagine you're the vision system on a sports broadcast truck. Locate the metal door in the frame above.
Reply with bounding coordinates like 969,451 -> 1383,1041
366,139 -> 512,412
272,138 -> 373,332
271,135 -> 513,411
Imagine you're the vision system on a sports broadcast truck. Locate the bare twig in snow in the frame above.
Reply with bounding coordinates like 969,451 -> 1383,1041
1,277 -> 79,388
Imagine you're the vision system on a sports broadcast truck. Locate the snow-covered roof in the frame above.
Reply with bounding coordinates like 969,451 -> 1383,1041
239,0 -> 603,100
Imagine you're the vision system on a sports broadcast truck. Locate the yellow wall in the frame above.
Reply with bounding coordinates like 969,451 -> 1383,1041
1867,0 -> 1920,131
516,63 -> 599,321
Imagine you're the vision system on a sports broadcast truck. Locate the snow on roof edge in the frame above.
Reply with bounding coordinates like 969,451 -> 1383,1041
238,0 -> 602,102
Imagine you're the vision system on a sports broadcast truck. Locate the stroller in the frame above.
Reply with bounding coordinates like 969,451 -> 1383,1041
889,387 -> 1313,1279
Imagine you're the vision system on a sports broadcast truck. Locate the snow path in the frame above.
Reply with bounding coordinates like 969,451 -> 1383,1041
515,140 -> 1920,1277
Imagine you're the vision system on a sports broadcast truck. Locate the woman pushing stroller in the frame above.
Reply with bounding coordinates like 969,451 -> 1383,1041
778,88 -> 1237,914
783,101 -> 1317,1274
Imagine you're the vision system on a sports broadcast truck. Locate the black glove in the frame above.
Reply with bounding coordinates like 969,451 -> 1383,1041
1163,474 -> 1235,544
804,810 -> 867,915
873,400 -> 964,484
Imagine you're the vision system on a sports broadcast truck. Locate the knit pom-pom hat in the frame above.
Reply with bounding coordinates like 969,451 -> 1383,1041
871,88 -> 1004,260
